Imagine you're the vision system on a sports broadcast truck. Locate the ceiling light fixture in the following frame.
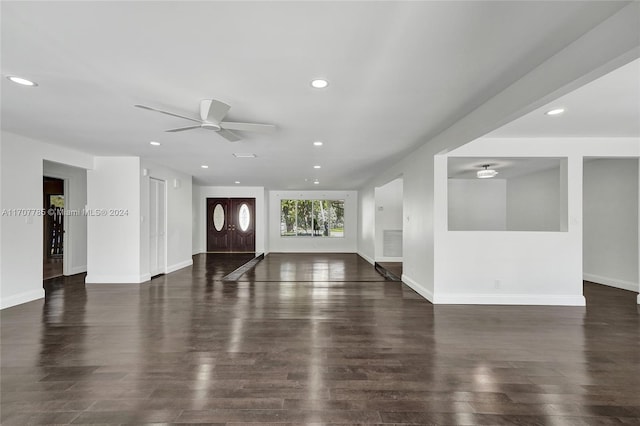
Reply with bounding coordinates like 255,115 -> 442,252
477,165 -> 498,179
313,141 -> 323,146
201,165 -> 209,169
314,165 -> 321,169
314,181 -> 320,185
235,181 -> 240,184
545,108 -> 565,116
6,75 -> 38,86
311,79 -> 328,89
233,153 -> 257,158
149,141 -> 161,146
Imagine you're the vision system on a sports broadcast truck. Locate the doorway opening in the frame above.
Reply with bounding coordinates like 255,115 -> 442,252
207,198 -> 256,253
374,177 -> 403,281
583,158 -> 639,302
43,177 -> 65,279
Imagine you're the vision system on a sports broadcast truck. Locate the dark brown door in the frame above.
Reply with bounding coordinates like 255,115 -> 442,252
207,198 -> 255,252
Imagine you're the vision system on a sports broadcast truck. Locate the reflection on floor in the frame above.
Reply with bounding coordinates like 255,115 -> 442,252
43,256 -> 63,280
2,254 -> 639,425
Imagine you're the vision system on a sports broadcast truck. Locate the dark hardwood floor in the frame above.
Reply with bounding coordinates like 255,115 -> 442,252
43,256 -> 63,280
1,253 -> 639,425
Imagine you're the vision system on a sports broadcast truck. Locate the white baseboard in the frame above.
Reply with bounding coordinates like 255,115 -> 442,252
433,293 -> 586,306
166,259 -> 193,274
66,265 -> 87,275
85,274 -> 149,284
584,273 -> 638,293
1,289 -> 45,310
376,256 -> 403,262
401,274 -> 434,303
357,251 -> 375,265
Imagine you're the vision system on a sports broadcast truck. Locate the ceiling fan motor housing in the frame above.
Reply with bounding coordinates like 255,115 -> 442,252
201,123 -> 221,131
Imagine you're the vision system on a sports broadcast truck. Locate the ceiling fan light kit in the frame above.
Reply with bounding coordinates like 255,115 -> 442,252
477,164 -> 498,179
134,99 -> 276,142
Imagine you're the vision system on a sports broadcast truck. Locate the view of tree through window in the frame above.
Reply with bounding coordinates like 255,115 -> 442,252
280,199 -> 344,237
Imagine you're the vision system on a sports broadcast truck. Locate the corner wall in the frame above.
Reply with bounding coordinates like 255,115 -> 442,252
85,157 -> 143,284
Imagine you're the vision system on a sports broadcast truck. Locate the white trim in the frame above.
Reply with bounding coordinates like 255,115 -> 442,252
401,274 -> 434,303
85,274 -> 149,284
584,273 -> 639,293
67,265 -> 87,275
166,259 -> 193,274
433,293 -> 586,306
1,289 -> 45,309
357,251 -> 374,265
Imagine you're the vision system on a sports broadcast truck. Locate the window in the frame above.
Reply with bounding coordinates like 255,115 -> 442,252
280,199 -> 344,237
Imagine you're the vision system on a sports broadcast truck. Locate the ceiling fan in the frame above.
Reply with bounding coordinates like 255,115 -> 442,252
134,99 -> 276,142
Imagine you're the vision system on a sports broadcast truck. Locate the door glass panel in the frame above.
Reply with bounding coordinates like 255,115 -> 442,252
238,203 -> 250,231
213,204 -> 225,231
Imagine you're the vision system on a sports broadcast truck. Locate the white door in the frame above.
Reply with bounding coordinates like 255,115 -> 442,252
149,178 -> 166,276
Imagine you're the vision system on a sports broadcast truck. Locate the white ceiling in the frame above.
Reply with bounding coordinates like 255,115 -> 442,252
488,58 -> 640,138
0,1 -> 631,189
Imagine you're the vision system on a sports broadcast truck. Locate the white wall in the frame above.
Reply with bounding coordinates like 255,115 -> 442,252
43,160 -> 88,275
507,165 -> 563,231
375,178 -> 403,261
192,183 -> 201,255
436,137 -> 639,305
356,1 -> 640,304
0,131 -> 93,309
85,157 -> 143,284
583,158 -> 639,291
194,186 -> 266,254
269,190 -> 357,253
141,161 -> 193,275
448,179 -> 507,231
358,143 -> 438,302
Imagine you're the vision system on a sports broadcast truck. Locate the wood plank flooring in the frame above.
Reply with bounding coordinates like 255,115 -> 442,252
1,253 -> 639,425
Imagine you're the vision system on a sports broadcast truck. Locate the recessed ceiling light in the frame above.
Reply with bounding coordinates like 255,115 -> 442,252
233,153 -> 257,158
235,181 -> 240,184
7,75 -> 38,86
149,141 -> 161,146
545,108 -> 565,116
314,181 -> 320,185
201,165 -> 209,169
311,79 -> 328,89
313,141 -> 323,146
313,165 -> 321,169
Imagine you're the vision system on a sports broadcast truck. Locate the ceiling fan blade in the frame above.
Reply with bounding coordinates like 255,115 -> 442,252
220,122 -> 276,133
200,99 -> 231,123
217,129 -> 241,142
165,125 -> 201,132
134,104 -> 201,123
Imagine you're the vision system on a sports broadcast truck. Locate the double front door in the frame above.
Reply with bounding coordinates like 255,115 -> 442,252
207,198 -> 255,252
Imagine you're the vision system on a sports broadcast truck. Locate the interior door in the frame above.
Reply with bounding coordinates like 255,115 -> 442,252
150,178 -> 166,276
207,198 -> 231,252
207,198 -> 255,252
230,198 -> 255,252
